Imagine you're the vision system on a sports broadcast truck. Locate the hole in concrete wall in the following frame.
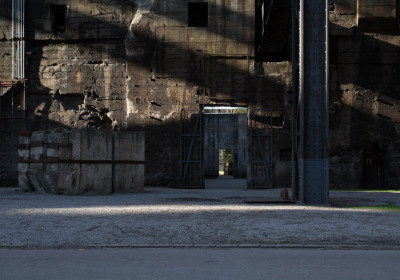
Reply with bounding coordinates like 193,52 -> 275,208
52,5 -> 67,34
188,2 -> 208,27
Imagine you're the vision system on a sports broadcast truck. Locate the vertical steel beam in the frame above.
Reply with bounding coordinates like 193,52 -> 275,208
291,0 -> 299,201
293,0 -> 329,205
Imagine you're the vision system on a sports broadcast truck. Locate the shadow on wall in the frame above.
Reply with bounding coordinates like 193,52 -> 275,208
0,0 -> 291,186
2,2 -> 400,188
329,23 -> 400,188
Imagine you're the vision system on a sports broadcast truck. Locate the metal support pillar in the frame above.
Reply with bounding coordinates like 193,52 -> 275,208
292,0 -> 329,205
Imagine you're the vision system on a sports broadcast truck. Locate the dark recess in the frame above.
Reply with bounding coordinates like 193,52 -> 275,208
188,2 -> 208,27
52,5 -> 67,34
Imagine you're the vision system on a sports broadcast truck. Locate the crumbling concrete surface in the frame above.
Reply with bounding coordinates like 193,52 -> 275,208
0,187 -> 399,248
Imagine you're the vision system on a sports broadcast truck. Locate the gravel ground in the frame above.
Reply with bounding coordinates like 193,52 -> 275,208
1,186 -> 400,248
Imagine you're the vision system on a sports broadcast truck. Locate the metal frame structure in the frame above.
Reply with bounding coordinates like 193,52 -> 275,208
180,108 -> 204,188
12,0 -> 25,80
247,108 -> 273,189
291,0 -> 329,205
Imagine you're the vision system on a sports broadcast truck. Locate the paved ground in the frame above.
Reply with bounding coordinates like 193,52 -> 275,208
1,179 -> 400,248
1,248 -> 400,280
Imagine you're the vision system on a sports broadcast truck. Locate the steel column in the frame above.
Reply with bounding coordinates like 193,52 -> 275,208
293,0 -> 329,205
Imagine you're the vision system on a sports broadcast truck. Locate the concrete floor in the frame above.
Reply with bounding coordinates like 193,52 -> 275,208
1,248 -> 400,280
1,187 -> 399,249
205,176 -> 247,190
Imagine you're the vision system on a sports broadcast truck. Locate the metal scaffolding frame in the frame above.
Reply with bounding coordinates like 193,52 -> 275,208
180,108 -> 204,189
247,108 -> 273,189
1,0 -> 26,119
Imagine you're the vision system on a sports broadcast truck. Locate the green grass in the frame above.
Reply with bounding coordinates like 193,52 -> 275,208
352,202 -> 400,211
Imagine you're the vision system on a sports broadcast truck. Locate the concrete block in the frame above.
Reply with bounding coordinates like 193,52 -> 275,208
113,131 -> 145,193
30,131 -> 47,170
79,130 -> 112,194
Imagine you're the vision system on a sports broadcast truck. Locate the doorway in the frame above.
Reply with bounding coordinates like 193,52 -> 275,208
203,106 -> 247,189
180,107 -> 273,190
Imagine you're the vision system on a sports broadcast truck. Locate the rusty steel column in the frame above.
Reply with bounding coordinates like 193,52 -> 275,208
292,0 -> 329,205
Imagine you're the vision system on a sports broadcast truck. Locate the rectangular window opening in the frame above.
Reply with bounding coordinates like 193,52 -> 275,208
188,2 -> 208,27
52,5 -> 67,34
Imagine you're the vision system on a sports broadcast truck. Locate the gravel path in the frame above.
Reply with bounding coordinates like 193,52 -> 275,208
1,187 -> 399,248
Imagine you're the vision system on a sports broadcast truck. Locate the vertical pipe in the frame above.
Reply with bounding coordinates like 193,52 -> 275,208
12,0 -> 14,79
325,0 -> 329,164
180,109 -> 183,187
23,0 -> 25,79
291,0 -> 299,200
11,89 -> 14,117
22,83 -> 26,111
298,0 -> 305,203
270,110 -> 273,187
22,0 -> 25,79
18,0 -> 20,79
199,109 -> 202,188
19,0 -> 21,79
16,0 -> 18,79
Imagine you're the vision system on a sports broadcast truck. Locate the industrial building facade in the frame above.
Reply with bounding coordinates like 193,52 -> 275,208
1,0 -> 400,190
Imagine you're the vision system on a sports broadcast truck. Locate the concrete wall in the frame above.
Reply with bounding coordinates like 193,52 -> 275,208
329,0 -> 400,188
0,0 -> 12,81
204,113 -> 247,178
0,0 -> 290,186
2,0 -> 398,189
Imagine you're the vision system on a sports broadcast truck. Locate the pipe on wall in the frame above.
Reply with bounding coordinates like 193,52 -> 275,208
12,0 -> 25,80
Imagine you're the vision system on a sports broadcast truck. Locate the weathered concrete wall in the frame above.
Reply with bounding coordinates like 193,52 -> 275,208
5,0 -> 398,189
0,0 -> 314,187
124,0 -> 289,185
25,0 -> 136,131
204,113 -> 247,178
0,0 -> 12,81
330,0 -> 400,188
19,129 -> 144,194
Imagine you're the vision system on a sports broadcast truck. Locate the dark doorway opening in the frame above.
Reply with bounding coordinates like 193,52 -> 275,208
362,143 -> 387,189
52,5 -> 67,34
203,106 -> 247,190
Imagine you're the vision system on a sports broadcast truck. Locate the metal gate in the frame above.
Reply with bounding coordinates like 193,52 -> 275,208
247,109 -> 273,189
180,108 -> 204,188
